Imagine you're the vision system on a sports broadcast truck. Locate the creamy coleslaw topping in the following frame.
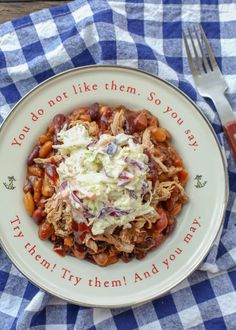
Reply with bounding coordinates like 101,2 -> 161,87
54,124 -> 156,235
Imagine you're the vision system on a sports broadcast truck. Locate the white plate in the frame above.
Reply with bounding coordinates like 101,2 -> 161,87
0,65 -> 228,307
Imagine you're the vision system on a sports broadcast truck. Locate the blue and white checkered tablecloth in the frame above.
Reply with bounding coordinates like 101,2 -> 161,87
0,0 -> 236,329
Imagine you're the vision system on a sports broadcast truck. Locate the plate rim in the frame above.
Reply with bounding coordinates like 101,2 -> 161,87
0,64 -> 229,308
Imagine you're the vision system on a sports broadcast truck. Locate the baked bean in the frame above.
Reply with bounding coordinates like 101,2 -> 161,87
42,175 -> 54,197
151,128 -> 167,142
38,222 -> 54,240
39,134 -> 50,145
53,114 -> 66,133
33,178 -> 43,203
27,146 -> 40,166
89,103 -> 100,121
47,126 -> 55,137
92,253 -> 118,266
28,165 -> 43,177
64,237 -> 74,247
73,248 -> 86,260
39,141 -> 53,158
79,114 -> 91,122
32,207 -> 44,224
23,192 -> 35,216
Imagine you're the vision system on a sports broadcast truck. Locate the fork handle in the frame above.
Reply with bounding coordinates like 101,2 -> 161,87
211,94 -> 236,161
224,121 -> 236,161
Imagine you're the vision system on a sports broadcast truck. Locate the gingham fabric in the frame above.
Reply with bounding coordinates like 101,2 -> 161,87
0,0 -> 236,329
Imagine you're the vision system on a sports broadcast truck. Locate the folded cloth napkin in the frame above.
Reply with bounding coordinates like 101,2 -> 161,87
0,0 -> 236,329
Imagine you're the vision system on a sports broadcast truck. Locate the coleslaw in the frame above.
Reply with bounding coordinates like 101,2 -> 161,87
55,124 -> 156,235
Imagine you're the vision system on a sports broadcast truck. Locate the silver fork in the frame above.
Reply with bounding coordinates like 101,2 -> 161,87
183,25 -> 236,161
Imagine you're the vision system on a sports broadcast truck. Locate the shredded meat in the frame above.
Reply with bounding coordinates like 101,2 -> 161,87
88,121 -> 99,136
152,181 -> 176,204
84,234 -> 98,253
142,127 -> 154,152
33,155 -> 63,164
45,197 -> 72,237
119,227 -> 147,245
152,156 -> 168,173
110,109 -> 125,135
95,234 -> 135,253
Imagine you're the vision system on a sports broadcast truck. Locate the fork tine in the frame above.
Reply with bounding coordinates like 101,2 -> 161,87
188,28 -> 204,73
182,30 -> 198,76
199,24 -> 218,69
193,26 -> 211,72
